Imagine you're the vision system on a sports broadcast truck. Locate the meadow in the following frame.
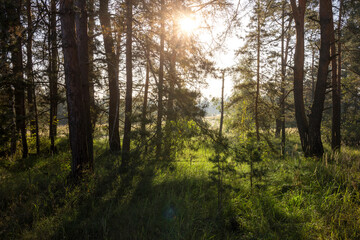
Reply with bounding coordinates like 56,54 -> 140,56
1,132 -> 360,240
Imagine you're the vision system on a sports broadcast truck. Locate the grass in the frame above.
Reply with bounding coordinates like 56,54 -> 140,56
1,135 -> 360,239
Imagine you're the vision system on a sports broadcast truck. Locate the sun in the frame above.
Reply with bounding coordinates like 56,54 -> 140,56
177,15 -> 199,35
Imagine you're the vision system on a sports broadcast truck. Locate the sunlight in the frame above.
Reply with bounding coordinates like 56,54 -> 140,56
177,15 -> 199,35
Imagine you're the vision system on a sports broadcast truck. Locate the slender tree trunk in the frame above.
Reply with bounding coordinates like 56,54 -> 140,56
26,0 -> 40,154
88,0 -> 97,131
164,48 -> 176,157
290,0 -> 309,154
99,0 -> 121,152
167,50 -> 176,122
156,0 -> 165,160
275,120 -> 281,138
332,0 -> 342,151
9,0 -> 28,158
121,0 -> 133,169
255,0 -> 261,141
141,40 -> 150,142
280,0 -> 288,156
49,0 -> 58,153
60,0 -> 90,177
75,0 -> 93,169
307,0 -> 333,157
219,70 -> 225,137
9,86 -> 17,155
0,3 -> 16,155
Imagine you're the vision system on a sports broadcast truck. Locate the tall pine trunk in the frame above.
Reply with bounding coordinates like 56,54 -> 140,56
141,39 -> 150,142
156,0 -> 165,160
164,48 -> 176,157
9,0 -> 28,158
255,0 -> 261,141
332,0 -> 342,151
60,0 -> 91,177
49,0 -> 58,153
88,0 -> 97,130
307,0 -> 333,157
290,0 -> 309,155
219,70 -> 225,137
75,0 -> 94,169
99,0 -> 121,152
26,0 -> 40,154
121,0 -> 133,169
280,0 -> 291,156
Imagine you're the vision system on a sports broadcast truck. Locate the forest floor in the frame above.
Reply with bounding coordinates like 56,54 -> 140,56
1,135 -> 360,239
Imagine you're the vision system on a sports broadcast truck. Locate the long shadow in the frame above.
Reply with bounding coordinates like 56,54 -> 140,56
6,145 -> 308,240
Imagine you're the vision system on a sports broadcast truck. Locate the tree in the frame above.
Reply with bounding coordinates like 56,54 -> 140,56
290,0 -> 308,156
8,0 -> 28,158
88,0 -> 97,130
99,0 -> 121,152
156,0 -> 165,160
121,0 -> 133,169
60,0 -> 92,177
75,0 -> 94,168
49,0 -> 58,153
331,0 -> 342,151
26,0 -> 40,154
291,0 -> 334,157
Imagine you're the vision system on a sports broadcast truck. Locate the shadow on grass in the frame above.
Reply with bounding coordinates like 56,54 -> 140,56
0,146 -> 322,240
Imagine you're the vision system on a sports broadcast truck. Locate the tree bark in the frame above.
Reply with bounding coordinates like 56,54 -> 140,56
60,0 -> 91,177
49,0 -> 58,153
121,0 -> 133,169
9,0 -> 28,158
307,0 -> 333,157
255,0 -> 261,141
88,0 -> 97,130
219,70 -> 225,137
156,0 -> 165,160
164,48 -> 176,157
99,0 -> 121,152
332,0 -> 342,151
141,39 -> 150,142
26,0 -> 40,154
75,0 -> 94,169
290,0 -> 309,154
280,0 -> 286,156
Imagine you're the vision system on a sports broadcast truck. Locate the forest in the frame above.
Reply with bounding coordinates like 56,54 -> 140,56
1,0 -> 360,239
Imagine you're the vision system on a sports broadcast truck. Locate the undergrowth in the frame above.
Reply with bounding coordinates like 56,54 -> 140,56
1,137 -> 360,239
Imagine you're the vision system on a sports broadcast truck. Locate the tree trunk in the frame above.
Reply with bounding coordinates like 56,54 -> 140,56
280,0 -> 288,156
121,0 -> 133,169
307,0 -> 333,157
9,86 -> 17,155
332,0 -> 342,151
141,40 -> 150,142
255,0 -> 261,141
99,0 -> 121,152
60,0 -> 91,177
9,0 -> 28,158
156,0 -> 165,160
88,0 -> 97,130
49,0 -> 58,153
290,0 -> 309,154
219,70 -> 225,137
275,119 -> 281,138
26,0 -> 40,154
75,0 -> 94,169
164,48 -> 176,157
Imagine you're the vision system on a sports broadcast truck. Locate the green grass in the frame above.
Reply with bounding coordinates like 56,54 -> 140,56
1,136 -> 360,239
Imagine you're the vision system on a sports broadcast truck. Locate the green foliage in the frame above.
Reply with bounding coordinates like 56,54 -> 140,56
2,134 -> 360,239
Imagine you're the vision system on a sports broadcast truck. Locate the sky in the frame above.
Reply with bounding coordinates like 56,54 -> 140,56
197,0 -> 250,100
